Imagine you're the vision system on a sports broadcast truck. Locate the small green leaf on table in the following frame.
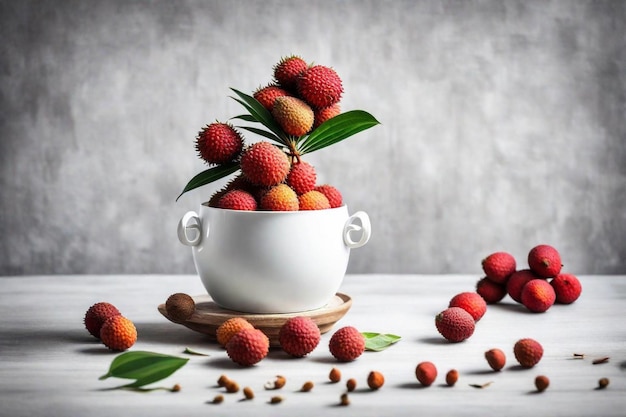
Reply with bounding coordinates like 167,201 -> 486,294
362,332 -> 402,351
99,351 -> 189,390
183,347 -> 210,356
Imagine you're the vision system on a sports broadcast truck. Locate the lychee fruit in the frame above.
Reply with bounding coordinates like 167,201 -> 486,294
448,292 -> 487,322
260,184 -> 299,211
297,65 -> 343,109
476,277 -> 507,304
482,252 -> 516,284
313,103 -> 341,129
484,348 -> 506,371
551,273 -> 582,304
445,369 -> 459,386
217,189 -> 258,211
286,161 -> 316,195
208,188 -> 228,208
165,293 -> 195,323
313,184 -> 343,208
528,244 -> 562,278
225,328 -> 269,366
513,338 -> 543,368
100,315 -> 137,351
273,55 -> 308,92
216,317 -> 255,347
299,190 -> 331,210
367,371 -> 385,390
253,84 -> 291,111
240,142 -> 290,187
521,279 -> 556,313
196,122 -> 244,165
328,326 -> 366,362
506,269 -> 539,303
278,316 -> 321,358
84,302 -> 121,339
272,96 -> 314,137
415,361 -> 437,386
435,307 -> 475,342
535,375 -> 550,392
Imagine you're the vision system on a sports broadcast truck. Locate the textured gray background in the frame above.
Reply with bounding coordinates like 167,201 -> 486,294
1,0 -> 625,276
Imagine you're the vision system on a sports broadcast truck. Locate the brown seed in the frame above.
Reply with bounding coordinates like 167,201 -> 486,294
592,357 -> 610,365
445,369 -> 459,386
329,367 -> 341,383
339,393 -> 350,406
598,377 -> 610,389
535,375 -> 550,392
367,371 -> 385,390
485,348 -> 506,371
300,381 -> 314,392
269,396 -> 283,404
346,378 -> 357,392
225,380 -> 239,393
212,394 -> 224,404
171,383 -> 181,392
217,374 -> 230,387
265,375 -> 286,390
243,386 -> 254,400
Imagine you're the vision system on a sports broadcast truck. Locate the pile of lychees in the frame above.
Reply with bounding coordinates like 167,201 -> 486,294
191,55 -> 362,211
84,302 -> 137,351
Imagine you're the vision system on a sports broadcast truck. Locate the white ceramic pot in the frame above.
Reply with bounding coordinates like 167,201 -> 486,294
177,204 -> 371,313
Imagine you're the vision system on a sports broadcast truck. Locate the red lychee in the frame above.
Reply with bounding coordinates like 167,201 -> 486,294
216,317 -> 254,347
482,252 -> 516,284
435,307 -> 475,342
100,315 -> 137,351
484,348 -> 506,371
286,161 -> 316,195
551,273 -> 582,304
260,184 -> 299,211
297,65 -> 343,109
299,190 -> 330,210
278,316 -> 321,357
225,328 -> 270,366
240,142 -> 290,187
195,122 -> 244,165
328,326 -> 365,362
476,277 -> 507,304
513,338 -> 543,368
506,269 -> 539,303
313,184 -> 343,208
84,302 -> 121,339
253,84 -> 291,111
217,189 -> 257,211
448,292 -> 487,322
415,361 -> 437,386
528,244 -> 562,278
273,55 -> 308,92
313,103 -> 341,129
521,279 -> 556,313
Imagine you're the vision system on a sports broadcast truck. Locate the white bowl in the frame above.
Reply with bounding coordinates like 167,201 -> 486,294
178,204 -> 370,313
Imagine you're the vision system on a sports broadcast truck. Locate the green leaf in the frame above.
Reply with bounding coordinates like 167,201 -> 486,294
362,332 -> 402,352
298,110 -> 380,155
239,126 -> 284,145
183,347 -> 210,356
230,88 -> 288,145
99,351 -> 189,389
176,162 -> 240,201
231,114 -> 257,123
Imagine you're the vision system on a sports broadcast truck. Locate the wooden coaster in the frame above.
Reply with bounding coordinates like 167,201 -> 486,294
157,293 -> 352,347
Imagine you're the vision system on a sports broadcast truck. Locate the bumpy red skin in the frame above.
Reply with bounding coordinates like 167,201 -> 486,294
448,292 -> 487,322
329,326 -> 365,362
240,142 -> 290,187
314,185 -> 343,208
435,307 -> 475,342
506,269 -> 540,303
528,244 -> 562,278
286,161 -> 316,195
100,316 -> 137,351
485,348 -> 506,371
253,84 -> 291,111
217,190 -> 257,211
521,279 -> 556,313
84,302 -> 121,339
513,338 -> 544,368
195,123 -> 243,165
299,191 -> 330,210
225,328 -> 269,366
551,273 -> 582,304
482,252 -> 517,284
313,103 -> 341,128
415,361 -> 438,386
476,277 -> 507,304
274,56 -> 308,92
297,65 -> 343,109
279,316 -> 321,357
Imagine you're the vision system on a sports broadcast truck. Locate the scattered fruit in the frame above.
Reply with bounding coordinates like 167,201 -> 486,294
346,378 -> 357,392
482,252 -> 516,284
99,315 -> 137,351
329,367 -> 342,383
300,381 -> 314,392
448,292 -> 487,321
216,317 -> 254,347
217,374 -> 230,387
278,316 -> 321,357
485,348 -> 506,371
165,293 -> 196,323
269,396 -> 283,404
521,279 -> 556,313
240,142 -> 291,187
445,369 -> 459,386
476,277 -> 507,304
329,326 -> 366,361
84,302 -> 121,339
243,386 -> 254,400
506,269 -> 539,303
513,338 -> 544,368
435,307 -> 476,342
551,273 -> 582,304
264,375 -> 286,390
225,328 -> 270,366
211,394 -> 224,404
339,393 -> 350,406
535,375 -> 550,392
224,379 -> 240,393
528,244 -> 562,278
367,371 -> 385,390
195,122 -> 243,165
415,362 -> 437,387
598,377 -> 609,389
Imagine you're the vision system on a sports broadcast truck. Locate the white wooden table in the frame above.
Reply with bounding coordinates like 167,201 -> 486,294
1,274 -> 624,416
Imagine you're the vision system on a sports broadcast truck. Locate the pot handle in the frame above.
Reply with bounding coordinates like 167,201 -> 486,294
343,211 -> 371,249
177,211 -> 202,246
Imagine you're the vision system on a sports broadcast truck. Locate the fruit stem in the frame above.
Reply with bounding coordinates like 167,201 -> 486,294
287,139 -> 301,164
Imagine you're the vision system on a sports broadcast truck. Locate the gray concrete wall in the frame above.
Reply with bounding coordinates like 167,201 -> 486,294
1,0 -> 625,276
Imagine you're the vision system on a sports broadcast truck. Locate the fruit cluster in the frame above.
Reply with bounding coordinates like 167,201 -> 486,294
84,302 -> 137,351
184,55 -> 379,210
